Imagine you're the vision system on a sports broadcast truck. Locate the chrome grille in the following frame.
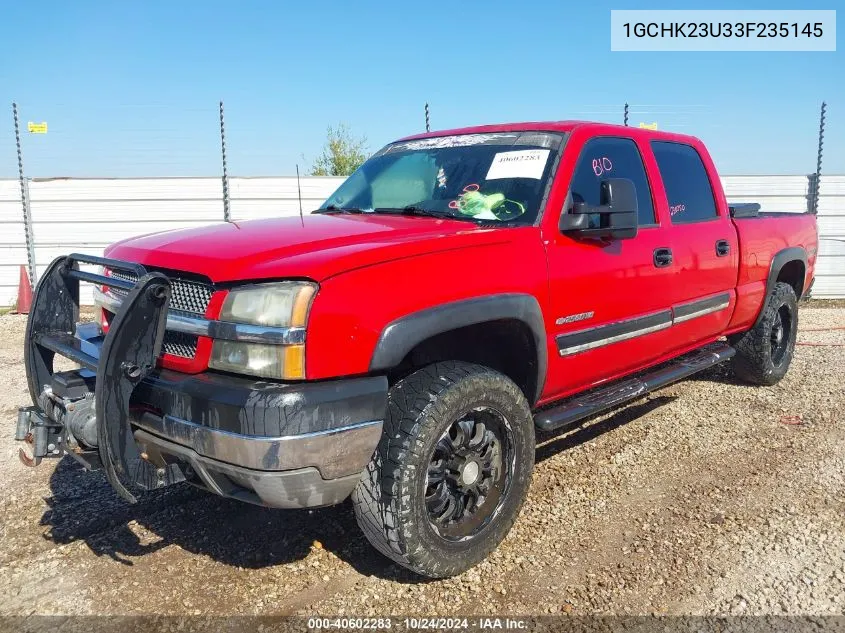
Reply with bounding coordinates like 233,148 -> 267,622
109,270 -> 213,315
163,331 -> 199,359
106,268 -> 213,360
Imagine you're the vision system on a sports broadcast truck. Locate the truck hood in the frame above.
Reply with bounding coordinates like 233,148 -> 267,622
106,214 -> 505,282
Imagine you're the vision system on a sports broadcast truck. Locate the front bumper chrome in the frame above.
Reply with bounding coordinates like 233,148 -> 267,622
133,428 -> 368,509
134,412 -> 382,480
133,414 -> 383,509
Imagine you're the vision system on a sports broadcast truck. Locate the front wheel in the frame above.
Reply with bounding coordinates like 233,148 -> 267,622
730,281 -> 799,386
352,361 -> 535,578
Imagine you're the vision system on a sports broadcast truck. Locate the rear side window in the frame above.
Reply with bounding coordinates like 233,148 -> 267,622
651,142 -> 718,223
569,137 -> 655,226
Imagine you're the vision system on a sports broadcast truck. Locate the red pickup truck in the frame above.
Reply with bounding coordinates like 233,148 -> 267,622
18,121 -> 817,578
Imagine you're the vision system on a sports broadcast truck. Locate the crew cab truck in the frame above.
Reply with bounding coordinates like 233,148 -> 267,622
17,121 -> 817,578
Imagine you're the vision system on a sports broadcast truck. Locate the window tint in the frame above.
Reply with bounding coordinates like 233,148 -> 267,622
651,142 -> 718,224
569,137 -> 655,226
369,153 -> 438,209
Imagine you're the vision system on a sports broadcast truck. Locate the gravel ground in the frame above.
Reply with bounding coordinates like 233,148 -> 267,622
0,306 -> 843,618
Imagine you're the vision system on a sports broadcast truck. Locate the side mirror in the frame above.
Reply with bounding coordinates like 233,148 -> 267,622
559,178 -> 639,240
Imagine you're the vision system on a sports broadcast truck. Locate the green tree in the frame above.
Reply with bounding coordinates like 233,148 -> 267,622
310,123 -> 368,176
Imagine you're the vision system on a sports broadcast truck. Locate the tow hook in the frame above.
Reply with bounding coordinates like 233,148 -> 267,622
15,406 -> 64,467
18,433 -> 39,467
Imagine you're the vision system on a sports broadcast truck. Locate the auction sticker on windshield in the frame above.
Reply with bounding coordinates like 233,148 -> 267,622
486,149 -> 550,180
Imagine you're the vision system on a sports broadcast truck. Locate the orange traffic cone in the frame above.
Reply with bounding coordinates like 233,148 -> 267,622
15,265 -> 32,314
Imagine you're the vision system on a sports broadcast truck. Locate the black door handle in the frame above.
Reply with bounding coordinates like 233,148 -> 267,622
716,239 -> 730,257
653,247 -> 673,268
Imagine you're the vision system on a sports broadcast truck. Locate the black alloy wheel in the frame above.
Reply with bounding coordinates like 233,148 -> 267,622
425,407 -> 512,541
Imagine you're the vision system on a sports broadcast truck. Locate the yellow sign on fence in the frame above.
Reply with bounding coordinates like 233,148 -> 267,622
27,122 -> 48,134
638,122 -> 658,130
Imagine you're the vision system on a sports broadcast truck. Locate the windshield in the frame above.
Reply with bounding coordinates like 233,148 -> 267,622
317,132 -> 565,225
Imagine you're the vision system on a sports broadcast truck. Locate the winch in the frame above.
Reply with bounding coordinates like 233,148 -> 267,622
16,378 -> 98,465
44,370 -> 99,442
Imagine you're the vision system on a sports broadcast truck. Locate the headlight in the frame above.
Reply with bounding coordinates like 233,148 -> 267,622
218,282 -> 316,327
209,282 -> 316,380
210,340 -> 306,380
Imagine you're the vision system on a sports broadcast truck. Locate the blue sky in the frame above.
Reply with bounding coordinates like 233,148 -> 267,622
0,0 -> 841,177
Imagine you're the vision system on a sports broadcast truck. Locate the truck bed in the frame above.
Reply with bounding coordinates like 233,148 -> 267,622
729,211 -> 818,331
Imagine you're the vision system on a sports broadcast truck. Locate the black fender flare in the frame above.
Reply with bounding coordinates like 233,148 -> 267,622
754,246 -> 808,328
369,294 -> 547,405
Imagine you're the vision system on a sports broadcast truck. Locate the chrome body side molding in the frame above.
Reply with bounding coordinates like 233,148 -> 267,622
556,292 -> 732,356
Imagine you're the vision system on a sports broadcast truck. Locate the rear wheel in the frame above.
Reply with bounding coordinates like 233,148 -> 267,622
730,282 -> 798,386
352,361 -> 535,578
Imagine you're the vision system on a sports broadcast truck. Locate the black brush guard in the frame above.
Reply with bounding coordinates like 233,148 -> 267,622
19,253 -> 185,503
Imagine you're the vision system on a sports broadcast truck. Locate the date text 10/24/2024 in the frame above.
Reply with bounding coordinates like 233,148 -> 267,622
306,617 -> 529,630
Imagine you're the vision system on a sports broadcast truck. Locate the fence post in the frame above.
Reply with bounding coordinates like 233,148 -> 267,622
623,102 -> 629,127
219,100 -> 231,222
812,101 -> 826,215
425,102 -> 430,133
12,102 -> 36,286
22,178 -> 36,284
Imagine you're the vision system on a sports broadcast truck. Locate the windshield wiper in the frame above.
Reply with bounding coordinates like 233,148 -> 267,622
372,206 -> 478,222
313,205 -> 369,215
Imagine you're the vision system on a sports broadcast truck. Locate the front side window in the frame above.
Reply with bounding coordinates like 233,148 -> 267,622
319,132 -> 565,225
568,137 -> 655,227
651,141 -> 718,224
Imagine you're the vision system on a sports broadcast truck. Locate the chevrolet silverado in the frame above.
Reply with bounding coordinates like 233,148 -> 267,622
17,121 -> 818,578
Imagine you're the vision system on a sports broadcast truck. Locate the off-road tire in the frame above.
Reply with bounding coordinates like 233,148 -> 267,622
352,361 -> 535,578
730,282 -> 798,386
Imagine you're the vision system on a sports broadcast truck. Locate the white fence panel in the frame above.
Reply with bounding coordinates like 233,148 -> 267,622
26,178 -> 228,305
724,196 -> 809,213
228,176 -> 342,221
819,175 -> 845,196
810,175 -> 845,298
29,177 -> 224,200
814,238 -> 845,298
0,174 -> 843,305
0,180 -> 24,306
722,175 -> 810,213
721,175 -> 810,197
818,197 -> 845,216
30,199 -> 224,222
818,217 -> 845,238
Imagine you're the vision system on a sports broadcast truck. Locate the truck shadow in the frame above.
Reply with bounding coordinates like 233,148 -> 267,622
38,392 -> 681,581
39,458 -> 424,582
533,361 -> 743,461
693,362 -> 742,386
534,394 -> 678,463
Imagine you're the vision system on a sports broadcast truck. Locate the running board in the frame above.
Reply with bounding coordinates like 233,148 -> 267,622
534,343 -> 735,432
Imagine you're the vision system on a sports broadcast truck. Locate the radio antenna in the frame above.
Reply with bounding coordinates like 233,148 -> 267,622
296,164 -> 304,227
